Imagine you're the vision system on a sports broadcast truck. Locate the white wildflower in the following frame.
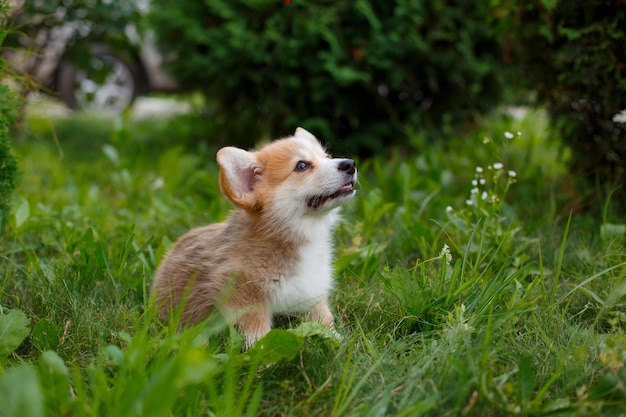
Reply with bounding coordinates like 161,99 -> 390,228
472,179 -> 478,186
466,199 -> 474,206
475,166 -> 484,173
481,191 -> 488,201
446,206 -> 453,214
479,178 -> 486,185
151,177 -> 165,190
504,131 -> 514,139
508,170 -> 517,178
612,109 -> 626,124
471,187 -> 479,195
493,162 -> 504,170
439,244 -> 452,265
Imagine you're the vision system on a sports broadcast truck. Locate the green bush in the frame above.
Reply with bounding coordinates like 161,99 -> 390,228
0,4 -> 21,233
0,90 -> 21,232
506,0 -> 626,201
150,0 -> 505,153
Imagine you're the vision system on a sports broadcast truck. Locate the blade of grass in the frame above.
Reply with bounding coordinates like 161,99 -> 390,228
593,264 -> 626,328
551,211 -> 572,305
332,335 -> 382,417
558,262 -> 626,306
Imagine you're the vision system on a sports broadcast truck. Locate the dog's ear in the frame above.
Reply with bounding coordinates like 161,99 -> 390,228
216,147 -> 262,210
294,127 -> 320,145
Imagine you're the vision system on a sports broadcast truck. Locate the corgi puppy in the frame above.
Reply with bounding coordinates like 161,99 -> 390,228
151,127 -> 357,347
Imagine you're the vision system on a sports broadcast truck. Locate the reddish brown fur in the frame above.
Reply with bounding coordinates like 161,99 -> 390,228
219,138 -> 327,214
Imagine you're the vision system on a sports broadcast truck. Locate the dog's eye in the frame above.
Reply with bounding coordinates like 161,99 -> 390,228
294,161 -> 311,172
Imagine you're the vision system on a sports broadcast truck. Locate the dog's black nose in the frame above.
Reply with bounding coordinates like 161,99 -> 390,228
338,159 -> 356,175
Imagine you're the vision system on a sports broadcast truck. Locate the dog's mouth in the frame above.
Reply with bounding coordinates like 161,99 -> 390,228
307,181 -> 355,209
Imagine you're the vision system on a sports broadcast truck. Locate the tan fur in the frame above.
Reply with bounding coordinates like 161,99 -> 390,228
151,128 -> 357,347
153,212 -> 295,325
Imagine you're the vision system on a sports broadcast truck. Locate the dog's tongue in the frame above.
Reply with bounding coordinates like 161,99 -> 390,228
338,183 -> 354,193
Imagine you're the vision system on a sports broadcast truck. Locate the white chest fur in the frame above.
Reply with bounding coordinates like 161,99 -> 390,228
269,235 -> 334,314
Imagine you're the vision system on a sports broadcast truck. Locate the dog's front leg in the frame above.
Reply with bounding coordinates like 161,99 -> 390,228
235,309 -> 272,349
306,298 -> 342,341
306,298 -> 337,328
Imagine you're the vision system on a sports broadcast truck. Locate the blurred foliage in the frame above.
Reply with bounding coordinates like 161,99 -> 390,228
150,0 -> 506,155
4,0 -> 143,85
0,85 -> 20,232
0,1 -> 21,233
504,0 -> 626,205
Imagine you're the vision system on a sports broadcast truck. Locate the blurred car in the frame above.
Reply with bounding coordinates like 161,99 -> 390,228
5,0 -> 176,114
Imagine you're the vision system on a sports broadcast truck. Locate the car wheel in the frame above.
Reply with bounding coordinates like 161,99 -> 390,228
57,44 -> 141,114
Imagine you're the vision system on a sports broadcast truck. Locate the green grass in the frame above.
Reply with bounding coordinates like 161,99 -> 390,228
1,108 -> 625,416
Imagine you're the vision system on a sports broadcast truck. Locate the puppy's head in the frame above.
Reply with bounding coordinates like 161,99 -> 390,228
217,127 -> 357,221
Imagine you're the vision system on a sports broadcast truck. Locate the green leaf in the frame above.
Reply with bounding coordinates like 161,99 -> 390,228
291,321 -> 341,347
0,364 -> 44,417
38,350 -> 70,383
102,144 -> 120,167
14,197 -> 29,229
176,348 -> 219,387
588,372 -> 620,401
248,322 -> 340,366
0,308 -> 31,359
32,319 -> 59,352
38,351 -> 72,413
100,344 -> 125,369
334,250 -> 363,274
542,397 -> 571,413
248,329 -> 302,365
517,356 -> 535,407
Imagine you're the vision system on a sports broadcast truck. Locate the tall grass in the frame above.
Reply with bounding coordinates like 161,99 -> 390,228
1,108 -> 625,416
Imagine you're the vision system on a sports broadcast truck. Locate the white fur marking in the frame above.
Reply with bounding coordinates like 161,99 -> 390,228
269,230 -> 334,314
